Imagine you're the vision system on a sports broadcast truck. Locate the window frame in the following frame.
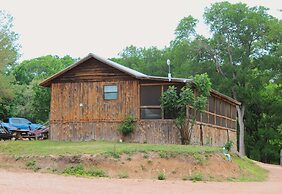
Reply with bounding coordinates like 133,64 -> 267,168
103,84 -> 118,100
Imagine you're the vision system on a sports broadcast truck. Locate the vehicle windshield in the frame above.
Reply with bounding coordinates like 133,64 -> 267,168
11,118 -> 31,125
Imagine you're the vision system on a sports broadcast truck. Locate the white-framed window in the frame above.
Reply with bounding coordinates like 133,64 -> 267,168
104,85 -> 118,100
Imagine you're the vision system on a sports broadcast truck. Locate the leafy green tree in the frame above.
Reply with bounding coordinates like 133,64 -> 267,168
199,2 -> 281,156
112,45 -> 169,77
0,11 -> 19,118
10,55 -> 76,122
246,83 -> 282,164
0,10 -> 19,70
161,73 -> 211,144
13,55 -> 75,85
103,2 -> 282,163
174,15 -> 198,43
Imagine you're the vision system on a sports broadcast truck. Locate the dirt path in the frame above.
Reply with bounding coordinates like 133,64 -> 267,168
0,162 -> 281,194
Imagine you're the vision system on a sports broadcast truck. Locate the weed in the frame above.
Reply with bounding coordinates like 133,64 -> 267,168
171,169 -> 177,174
63,164 -> 107,177
157,171 -> 166,180
224,140 -> 234,152
226,177 -> 236,181
88,168 -> 107,177
182,175 -> 189,181
15,156 -> 22,161
140,164 -> 146,171
25,160 -> 40,172
143,153 -> 149,159
118,171 -> 128,178
159,152 -> 169,159
147,160 -> 153,164
193,153 -> 207,165
63,164 -> 85,176
208,175 -> 215,181
47,167 -> 58,173
189,172 -> 203,182
107,151 -> 120,159
127,156 -> 132,161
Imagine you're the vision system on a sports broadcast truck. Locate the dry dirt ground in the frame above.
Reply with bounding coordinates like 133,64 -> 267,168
0,162 -> 281,194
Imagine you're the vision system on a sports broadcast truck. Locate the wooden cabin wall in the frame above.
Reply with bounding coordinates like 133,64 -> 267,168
50,80 -> 139,123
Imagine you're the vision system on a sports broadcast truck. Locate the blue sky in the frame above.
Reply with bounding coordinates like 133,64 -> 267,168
1,0 -> 281,61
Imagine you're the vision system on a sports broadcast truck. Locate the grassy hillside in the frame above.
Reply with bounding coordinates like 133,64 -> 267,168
0,140 -> 220,156
0,140 -> 268,181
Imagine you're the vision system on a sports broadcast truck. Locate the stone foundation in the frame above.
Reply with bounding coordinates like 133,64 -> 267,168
50,120 -> 236,147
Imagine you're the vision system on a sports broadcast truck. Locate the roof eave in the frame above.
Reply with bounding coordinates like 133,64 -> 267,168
39,54 -> 93,87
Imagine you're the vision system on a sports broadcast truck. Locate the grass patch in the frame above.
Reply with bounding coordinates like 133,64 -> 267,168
117,171 -> 128,179
157,171 -> 166,180
25,160 -> 40,172
233,156 -> 268,182
182,172 -> 203,182
193,153 -> 208,165
189,172 -> 203,182
0,140 -> 221,157
63,164 -> 107,177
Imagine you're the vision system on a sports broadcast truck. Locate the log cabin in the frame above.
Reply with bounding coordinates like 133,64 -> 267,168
40,53 -> 240,146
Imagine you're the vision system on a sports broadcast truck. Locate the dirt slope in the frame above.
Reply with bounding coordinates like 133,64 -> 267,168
0,162 -> 281,194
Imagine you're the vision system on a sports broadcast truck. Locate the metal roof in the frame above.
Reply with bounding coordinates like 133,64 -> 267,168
39,53 -> 240,105
40,53 -> 192,87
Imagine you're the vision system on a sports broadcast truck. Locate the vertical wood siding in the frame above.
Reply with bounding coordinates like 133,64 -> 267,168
50,80 -> 139,123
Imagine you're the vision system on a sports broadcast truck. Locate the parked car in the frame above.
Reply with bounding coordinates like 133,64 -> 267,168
0,122 -> 13,140
32,126 -> 49,140
1,117 -> 43,132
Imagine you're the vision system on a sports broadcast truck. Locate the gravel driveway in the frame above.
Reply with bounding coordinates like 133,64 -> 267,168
0,162 -> 281,194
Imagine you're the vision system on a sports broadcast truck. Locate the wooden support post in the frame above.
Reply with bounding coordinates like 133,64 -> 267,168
280,149 -> 282,166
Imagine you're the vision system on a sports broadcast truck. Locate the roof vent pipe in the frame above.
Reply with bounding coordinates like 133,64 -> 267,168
167,59 -> 171,82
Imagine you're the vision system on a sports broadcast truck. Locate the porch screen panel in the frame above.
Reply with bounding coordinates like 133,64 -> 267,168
140,85 -> 162,119
140,86 -> 161,106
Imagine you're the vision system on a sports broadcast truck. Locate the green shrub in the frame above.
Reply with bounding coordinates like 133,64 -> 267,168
63,164 -> 107,177
63,164 -> 85,176
189,172 -> 203,182
88,169 -> 107,177
159,152 -> 169,159
143,153 -> 148,159
224,140 -> 234,152
118,115 -> 135,136
107,151 -> 120,159
157,171 -> 166,180
25,160 -> 40,171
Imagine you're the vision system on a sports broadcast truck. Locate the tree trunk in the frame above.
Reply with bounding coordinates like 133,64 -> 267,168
237,105 -> 245,156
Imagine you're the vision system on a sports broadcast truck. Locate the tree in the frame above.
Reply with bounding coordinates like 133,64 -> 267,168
200,2 -> 280,156
247,83 -> 282,164
161,73 -> 211,144
174,15 -> 198,43
110,2 -> 282,162
112,45 -> 169,77
12,55 -> 75,85
0,10 -> 19,118
10,55 -> 76,122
